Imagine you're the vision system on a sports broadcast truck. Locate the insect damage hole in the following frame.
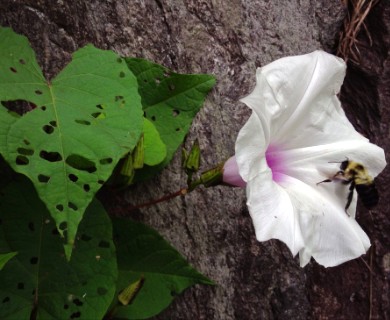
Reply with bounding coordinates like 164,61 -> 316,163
98,240 -> 110,248
2,100 -> 37,115
40,151 -> 62,162
30,257 -> 38,265
10,67 -> 17,73
56,204 -> 64,212
73,298 -> 83,306
16,155 -> 29,165
91,112 -> 105,119
38,174 -> 50,183
66,154 -> 97,173
59,221 -> 67,231
17,147 -> 34,156
99,158 -> 113,165
68,202 -> 78,211
68,174 -> 78,182
70,311 -> 81,319
42,125 -> 54,134
172,109 -> 180,117
75,119 -> 91,125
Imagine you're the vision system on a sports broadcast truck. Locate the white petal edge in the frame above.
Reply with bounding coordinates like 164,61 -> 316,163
280,175 -> 371,267
240,51 -> 350,149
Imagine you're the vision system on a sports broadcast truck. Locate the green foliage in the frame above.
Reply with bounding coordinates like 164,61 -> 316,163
125,58 -> 216,181
0,252 -> 17,271
110,218 -> 213,319
143,118 -> 166,166
0,179 -> 117,320
0,27 -> 216,320
0,28 -> 143,256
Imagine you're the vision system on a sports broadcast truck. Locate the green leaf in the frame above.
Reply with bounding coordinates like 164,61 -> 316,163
124,58 -> 216,181
109,218 -> 213,319
0,252 -> 17,271
0,178 -> 117,320
0,27 -> 143,255
143,117 -> 166,166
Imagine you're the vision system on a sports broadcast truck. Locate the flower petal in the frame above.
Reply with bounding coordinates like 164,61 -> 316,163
235,113 -> 269,182
279,176 -> 370,267
240,51 -> 366,150
277,140 -> 386,218
246,172 -> 304,256
283,140 -> 387,180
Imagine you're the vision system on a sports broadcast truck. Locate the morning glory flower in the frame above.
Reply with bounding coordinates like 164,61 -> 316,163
233,51 -> 386,267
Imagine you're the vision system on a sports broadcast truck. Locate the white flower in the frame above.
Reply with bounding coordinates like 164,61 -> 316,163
235,50 -> 386,267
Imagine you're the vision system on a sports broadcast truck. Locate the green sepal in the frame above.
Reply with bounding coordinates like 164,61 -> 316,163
119,153 -> 135,186
184,139 -> 201,175
132,135 -> 145,169
189,164 -> 224,191
118,275 -> 145,306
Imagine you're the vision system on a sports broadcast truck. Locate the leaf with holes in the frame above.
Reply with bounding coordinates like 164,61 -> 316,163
124,58 -> 216,181
108,218 -> 214,319
0,178 -> 117,320
0,27 -> 143,257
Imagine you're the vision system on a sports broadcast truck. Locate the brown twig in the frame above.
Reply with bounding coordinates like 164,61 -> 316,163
109,188 -> 189,215
130,188 -> 188,211
337,0 -> 380,64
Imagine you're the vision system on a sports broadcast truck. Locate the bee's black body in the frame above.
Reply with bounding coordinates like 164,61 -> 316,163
354,182 -> 379,209
319,159 -> 379,212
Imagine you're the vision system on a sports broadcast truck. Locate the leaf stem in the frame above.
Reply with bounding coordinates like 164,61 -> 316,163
128,188 -> 188,211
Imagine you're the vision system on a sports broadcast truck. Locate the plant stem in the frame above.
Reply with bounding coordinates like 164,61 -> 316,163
129,188 -> 188,211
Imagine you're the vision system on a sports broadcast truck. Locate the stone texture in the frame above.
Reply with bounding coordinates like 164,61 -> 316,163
0,0 -> 388,319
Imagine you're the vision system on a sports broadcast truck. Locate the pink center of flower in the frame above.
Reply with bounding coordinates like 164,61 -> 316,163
265,144 -> 285,182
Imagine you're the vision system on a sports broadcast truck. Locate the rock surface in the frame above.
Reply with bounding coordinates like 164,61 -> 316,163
1,0 -> 388,319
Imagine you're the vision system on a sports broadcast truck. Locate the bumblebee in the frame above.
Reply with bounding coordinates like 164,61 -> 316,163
318,159 -> 379,212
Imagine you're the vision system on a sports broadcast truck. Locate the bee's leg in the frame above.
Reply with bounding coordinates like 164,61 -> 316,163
316,178 -> 332,185
345,181 -> 355,215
